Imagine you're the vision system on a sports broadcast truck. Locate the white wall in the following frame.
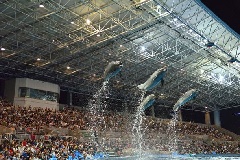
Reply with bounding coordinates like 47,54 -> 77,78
5,78 -> 60,110
14,78 -> 60,97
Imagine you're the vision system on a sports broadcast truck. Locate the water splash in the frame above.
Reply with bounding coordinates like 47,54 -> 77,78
88,81 -> 109,150
166,112 -> 179,155
131,89 -> 146,158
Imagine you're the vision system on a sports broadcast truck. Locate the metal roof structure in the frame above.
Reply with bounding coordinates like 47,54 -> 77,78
0,0 -> 240,111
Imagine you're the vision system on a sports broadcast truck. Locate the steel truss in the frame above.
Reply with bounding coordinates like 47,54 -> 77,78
0,0 -> 239,111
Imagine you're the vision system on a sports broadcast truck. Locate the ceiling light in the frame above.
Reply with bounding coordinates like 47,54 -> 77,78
39,4 -> 44,8
1,48 -> 5,51
71,21 -> 75,24
120,45 -> 123,47
203,39 -> 208,43
219,75 -> 224,82
67,66 -> 70,69
37,58 -> 41,61
86,19 -> 91,25
97,33 -> 100,37
140,46 -> 146,51
173,18 -> 177,21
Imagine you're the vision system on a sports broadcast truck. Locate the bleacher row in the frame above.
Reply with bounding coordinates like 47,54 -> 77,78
0,97 -> 240,159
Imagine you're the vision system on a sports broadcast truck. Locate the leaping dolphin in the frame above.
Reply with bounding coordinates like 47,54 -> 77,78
138,66 -> 167,91
139,94 -> 155,111
103,61 -> 123,81
173,89 -> 197,112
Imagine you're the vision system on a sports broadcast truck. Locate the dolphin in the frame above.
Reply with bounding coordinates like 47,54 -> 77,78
138,66 -> 167,91
139,94 -> 155,111
173,89 -> 197,112
103,61 -> 123,81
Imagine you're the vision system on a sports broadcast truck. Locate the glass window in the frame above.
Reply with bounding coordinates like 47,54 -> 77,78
46,91 -> 59,102
19,87 -> 58,102
19,87 -> 27,97
38,90 -> 47,100
30,88 -> 38,99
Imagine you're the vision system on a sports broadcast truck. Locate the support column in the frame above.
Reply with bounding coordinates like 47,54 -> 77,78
214,110 -> 221,127
178,110 -> 182,122
67,92 -> 72,106
205,111 -> 211,125
150,106 -> 155,117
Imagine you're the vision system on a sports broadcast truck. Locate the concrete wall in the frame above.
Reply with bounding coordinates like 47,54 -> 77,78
4,79 -> 16,103
5,78 -> 60,110
14,78 -> 59,97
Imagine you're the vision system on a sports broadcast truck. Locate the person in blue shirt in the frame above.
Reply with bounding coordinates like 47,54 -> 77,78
49,155 -> 58,160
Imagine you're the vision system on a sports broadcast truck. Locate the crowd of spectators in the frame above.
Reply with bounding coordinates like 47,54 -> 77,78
0,97 -> 239,159
141,116 -> 234,141
0,136 -> 110,159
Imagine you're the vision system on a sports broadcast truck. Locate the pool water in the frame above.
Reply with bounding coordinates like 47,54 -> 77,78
109,154 -> 240,160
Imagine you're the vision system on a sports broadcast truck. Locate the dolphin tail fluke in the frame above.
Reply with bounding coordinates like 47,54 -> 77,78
119,72 -> 124,80
161,79 -> 164,86
173,104 -> 179,112
192,94 -> 197,100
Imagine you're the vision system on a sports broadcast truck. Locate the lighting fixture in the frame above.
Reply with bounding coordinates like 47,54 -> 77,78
1,47 -> 5,51
140,46 -> 146,51
71,21 -> 75,24
97,33 -> 100,37
219,75 -> 224,82
37,58 -> 41,61
39,4 -> 44,8
67,66 -> 70,69
86,19 -> 91,25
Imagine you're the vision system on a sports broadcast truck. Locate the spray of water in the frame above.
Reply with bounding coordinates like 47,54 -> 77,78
131,89 -> 146,158
88,81 -> 109,151
166,111 -> 179,156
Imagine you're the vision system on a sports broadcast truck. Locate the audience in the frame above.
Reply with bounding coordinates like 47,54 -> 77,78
0,97 -> 239,159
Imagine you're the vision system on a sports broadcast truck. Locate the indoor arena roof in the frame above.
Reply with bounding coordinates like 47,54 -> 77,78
0,0 -> 240,111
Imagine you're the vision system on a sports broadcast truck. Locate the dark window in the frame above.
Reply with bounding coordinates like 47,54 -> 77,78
18,87 -> 59,102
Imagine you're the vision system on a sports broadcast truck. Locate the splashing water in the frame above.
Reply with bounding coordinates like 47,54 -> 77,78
88,81 -> 109,150
131,89 -> 146,158
166,112 -> 179,156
